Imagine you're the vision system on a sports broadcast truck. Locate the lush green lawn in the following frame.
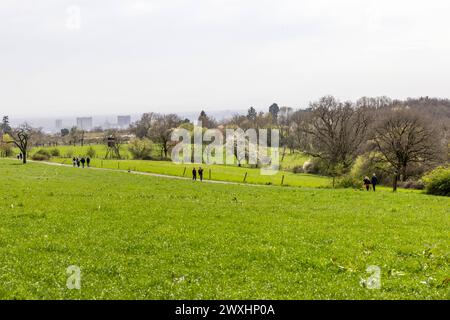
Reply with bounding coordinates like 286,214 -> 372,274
24,144 -> 136,160
25,144 -> 331,188
50,157 -> 331,188
25,144 -> 310,170
0,159 -> 448,299
279,151 -> 310,171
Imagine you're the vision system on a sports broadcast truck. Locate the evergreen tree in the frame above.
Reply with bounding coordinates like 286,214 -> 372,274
269,103 -> 280,121
246,107 -> 257,123
0,116 -> 11,134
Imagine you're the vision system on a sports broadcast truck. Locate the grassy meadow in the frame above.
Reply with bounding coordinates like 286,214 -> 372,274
21,143 -> 330,188
0,159 -> 448,299
51,158 -> 331,188
24,144 -> 310,170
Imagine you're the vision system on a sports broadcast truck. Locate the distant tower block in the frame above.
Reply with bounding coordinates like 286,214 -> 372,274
55,119 -> 63,131
117,115 -> 131,128
76,117 -> 93,131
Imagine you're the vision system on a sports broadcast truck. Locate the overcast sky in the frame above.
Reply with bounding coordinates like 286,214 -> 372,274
1,0 -> 450,117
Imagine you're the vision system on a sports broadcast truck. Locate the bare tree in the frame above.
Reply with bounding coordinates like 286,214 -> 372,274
9,124 -> 35,164
198,110 -> 217,129
371,108 -> 443,191
149,114 -> 183,158
68,127 -> 83,146
277,106 -> 294,161
289,109 -> 311,153
301,96 -> 372,178
131,112 -> 155,138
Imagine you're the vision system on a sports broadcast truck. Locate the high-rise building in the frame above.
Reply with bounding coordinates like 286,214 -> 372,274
55,119 -> 63,131
117,115 -> 131,128
76,117 -> 93,131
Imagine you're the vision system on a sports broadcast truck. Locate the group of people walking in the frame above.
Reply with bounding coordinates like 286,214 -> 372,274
363,174 -> 378,191
192,167 -> 204,181
72,157 -> 90,168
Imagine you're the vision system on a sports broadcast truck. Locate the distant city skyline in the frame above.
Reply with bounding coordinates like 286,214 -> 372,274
7,109 -> 245,133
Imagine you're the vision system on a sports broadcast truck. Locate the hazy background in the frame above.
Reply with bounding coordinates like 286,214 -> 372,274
1,0 -> 450,118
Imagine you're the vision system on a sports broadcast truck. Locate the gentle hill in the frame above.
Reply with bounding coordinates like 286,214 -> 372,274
0,159 -> 448,299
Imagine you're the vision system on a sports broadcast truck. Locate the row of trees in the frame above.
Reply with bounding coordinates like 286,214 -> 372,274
289,96 -> 446,190
2,96 -> 448,189
127,97 -> 448,191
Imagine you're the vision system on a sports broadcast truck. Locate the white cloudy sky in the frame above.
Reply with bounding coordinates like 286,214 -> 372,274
1,0 -> 450,117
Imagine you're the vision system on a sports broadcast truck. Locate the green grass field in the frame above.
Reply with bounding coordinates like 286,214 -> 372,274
24,144 -> 333,188
25,144 -> 137,160
0,159 -> 448,299
50,157 -> 331,188
24,144 -> 310,170
29,145 -> 413,190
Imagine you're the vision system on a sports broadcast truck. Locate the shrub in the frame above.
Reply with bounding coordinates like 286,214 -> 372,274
66,149 -> 74,158
86,146 -> 96,158
31,153 -> 49,161
128,138 -> 153,160
302,158 -> 330,175
423,166 -> 450,196
303,159 -> 318,174
292,165 -> 303,174
350,154 -> 389,185
32,149 -> 51,161
0,143 -> 13,157
399,180 -> 425,190
50,148 -> 61,157
335,175 -> 361,189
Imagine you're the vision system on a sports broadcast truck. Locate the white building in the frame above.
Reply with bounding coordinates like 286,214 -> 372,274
76,117 -> 93,131
55,119 -> 63,131
117,115 -> 131,128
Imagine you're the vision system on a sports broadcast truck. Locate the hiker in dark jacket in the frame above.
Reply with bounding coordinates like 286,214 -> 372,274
72,157 -> 76,167
198,167 -> 204,182
192,168 -> 197,181
363,176 -> 371,191
371,174 -> 378,192
86,157 -> 91,168
76,158 -> 80,167
80,157 -> 86,168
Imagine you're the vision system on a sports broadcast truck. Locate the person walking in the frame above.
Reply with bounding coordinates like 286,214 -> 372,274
76,157 -> 80,168
80,157 -> 86,168
198,167 -> 204,182
192,167 -> 197,181
72,157 -> 77,167
363,176 -> 371,191
371,174 -> 378,192
86,157 -> 91,168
